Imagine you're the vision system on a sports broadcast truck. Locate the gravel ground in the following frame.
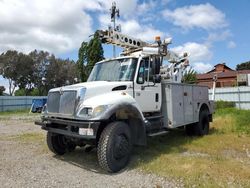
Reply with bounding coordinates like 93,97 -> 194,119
0,114 -> 182,188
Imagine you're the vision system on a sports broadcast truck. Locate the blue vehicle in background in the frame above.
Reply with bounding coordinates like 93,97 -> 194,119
31,99 -> 47,113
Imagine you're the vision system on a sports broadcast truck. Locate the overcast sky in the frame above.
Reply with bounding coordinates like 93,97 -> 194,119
1,0 -> 250,92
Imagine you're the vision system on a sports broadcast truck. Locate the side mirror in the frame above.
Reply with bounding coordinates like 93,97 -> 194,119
152,57 -> 161,75
153,75 -> 161,83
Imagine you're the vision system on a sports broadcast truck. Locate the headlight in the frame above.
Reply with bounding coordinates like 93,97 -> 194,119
77,105 -> 111,119
77,107 -> 93,118
92,105 -> 110,117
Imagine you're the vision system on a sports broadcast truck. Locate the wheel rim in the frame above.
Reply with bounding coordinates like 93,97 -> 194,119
113,134 -> 129,160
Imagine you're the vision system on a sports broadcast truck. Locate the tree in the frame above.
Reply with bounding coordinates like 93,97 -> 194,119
0,49 -> 79,96
77,31 -> 104,82
86,32 -> 104,74
182,69 -> 197,84
15,53 -> 36,95
29,50 -> 51,95
77,42 -> 88,82
236,61 -> 250,70
15,88 -> 40,96
0,86 -> 5,95
0,50 -> 19,95
45,57 -> 78,89
0,50 -> 37,95
29,50 -> 78,95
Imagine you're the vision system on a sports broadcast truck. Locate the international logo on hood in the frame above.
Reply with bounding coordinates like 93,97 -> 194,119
59,87 -> 64,95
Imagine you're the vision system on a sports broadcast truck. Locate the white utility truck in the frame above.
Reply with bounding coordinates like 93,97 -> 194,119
35,29 -> 214,172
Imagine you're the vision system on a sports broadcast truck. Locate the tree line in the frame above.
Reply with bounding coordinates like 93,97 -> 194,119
236,61 -> 250,70
0,50 -> 78,96
0,32 -> 103,96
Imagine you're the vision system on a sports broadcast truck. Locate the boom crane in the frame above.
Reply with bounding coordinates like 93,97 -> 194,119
97,28 -> 190,83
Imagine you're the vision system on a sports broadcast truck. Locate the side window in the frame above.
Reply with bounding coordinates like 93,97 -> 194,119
137,57 -> 153,84
137,60 -> 145,84
144,57 -> 153,82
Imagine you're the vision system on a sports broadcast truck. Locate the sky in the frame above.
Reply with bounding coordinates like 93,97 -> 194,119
1,0 -> 250,93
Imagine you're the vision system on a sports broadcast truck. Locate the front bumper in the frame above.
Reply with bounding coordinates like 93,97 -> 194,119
35,117 -> 101,140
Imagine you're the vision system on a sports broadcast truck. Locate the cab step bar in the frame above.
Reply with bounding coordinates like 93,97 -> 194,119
148,130 -> 169,137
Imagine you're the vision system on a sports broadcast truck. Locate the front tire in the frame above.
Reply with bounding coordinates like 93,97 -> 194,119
47,132 -> 76,155
97,121 -> 132,173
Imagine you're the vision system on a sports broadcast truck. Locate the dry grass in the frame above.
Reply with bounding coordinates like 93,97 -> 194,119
0,132 -> 49,154
0,110 -> 40,121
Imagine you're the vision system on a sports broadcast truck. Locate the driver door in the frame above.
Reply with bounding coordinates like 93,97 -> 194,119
134,57 -> 161,112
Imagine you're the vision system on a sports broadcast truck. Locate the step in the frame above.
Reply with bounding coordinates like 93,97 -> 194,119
148,130 -> 169,137
146,115 -> 163,120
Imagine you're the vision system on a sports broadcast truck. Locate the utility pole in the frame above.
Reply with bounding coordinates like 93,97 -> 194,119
110,2 -> 120,57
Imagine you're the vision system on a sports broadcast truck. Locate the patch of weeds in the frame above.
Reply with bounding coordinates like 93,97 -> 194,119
12,132 -> 44,142
133,108 -> 250,187
0,109 -> 30,116
5,132 -> 48,154
0,110 -> 40,121
215,108 -> 250,135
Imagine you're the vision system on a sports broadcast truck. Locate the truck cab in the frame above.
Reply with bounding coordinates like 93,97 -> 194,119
36,30 -> 214,173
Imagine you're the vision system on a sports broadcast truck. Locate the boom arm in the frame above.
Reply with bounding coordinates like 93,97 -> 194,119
97,29 -> 149,50
97,29 -> 189,83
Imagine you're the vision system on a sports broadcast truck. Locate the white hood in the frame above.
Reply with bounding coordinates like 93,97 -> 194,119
49,81 -> 133,100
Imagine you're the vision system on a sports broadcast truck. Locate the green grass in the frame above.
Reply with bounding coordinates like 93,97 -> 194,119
0,109 -> 30,115
215,100 -> 235,109
0,109 -> 39,121
133,108 -> 250,187
214,108 -> 250,134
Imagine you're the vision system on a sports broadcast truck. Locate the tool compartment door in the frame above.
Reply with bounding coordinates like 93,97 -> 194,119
165,84 -> 184,127
183,85 -> 194,123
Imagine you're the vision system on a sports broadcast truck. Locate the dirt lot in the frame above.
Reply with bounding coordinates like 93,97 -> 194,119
0,113 -> 181,188
1,109 -> 250,187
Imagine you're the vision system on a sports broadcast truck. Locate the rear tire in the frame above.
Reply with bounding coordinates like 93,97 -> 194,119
195,109 -> 209,135
185,123 -> 195,136
97,121 -> 132,173
186,109 -> 209,136
47,132 -> 76,155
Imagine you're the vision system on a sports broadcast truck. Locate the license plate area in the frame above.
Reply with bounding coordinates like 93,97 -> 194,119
79,128 -> 94,136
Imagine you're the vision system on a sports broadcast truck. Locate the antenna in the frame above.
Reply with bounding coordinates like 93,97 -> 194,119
110,2 -> 120,57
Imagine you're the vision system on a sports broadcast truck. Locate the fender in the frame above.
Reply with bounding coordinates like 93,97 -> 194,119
82,92 -> 147,146
100,102 -> 147,146
196,101 -> 214,122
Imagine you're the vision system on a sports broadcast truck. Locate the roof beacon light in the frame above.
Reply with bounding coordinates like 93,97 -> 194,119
155,36 -> 161,42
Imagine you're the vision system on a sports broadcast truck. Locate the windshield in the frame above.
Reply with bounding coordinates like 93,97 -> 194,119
88,58 -> 137,82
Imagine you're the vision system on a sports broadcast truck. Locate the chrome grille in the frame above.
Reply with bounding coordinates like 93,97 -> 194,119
47,92 -> 60,113
47,91 -> 77,115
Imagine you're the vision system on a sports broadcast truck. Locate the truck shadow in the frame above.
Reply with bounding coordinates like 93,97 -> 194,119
130,130 -> 201,168
54,147 -> 105,174
54,129 -> 208,174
